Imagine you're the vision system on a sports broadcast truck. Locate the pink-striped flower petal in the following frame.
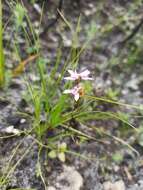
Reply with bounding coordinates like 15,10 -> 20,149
63,85 -> 82,101
64,69 -> 93,81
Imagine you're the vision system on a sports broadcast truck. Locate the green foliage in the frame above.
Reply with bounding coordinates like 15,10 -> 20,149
26,55 -> 68,139
1,2 -> 143,189
87,21 -> 97,39
106,88 -> 120,100
20,8 -> 141,164
14,3 -> 26,30
48,142 -> 67,162
112,152 -> 123,164
137,125 -> 143,146
0,0 -> 5,88
49,96 -> 66,127
24,16 -> 98,141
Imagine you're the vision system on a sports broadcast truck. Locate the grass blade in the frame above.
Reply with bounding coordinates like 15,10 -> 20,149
0,0 -> 5,87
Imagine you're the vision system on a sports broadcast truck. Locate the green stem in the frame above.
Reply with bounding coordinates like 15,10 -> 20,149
0,0 -> 5,87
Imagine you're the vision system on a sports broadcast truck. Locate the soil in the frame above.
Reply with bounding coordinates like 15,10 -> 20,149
1,0 -> 143,190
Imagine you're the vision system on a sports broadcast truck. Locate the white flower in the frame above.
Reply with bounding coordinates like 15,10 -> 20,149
63,85 -> 83,101
64,69 -> 93,81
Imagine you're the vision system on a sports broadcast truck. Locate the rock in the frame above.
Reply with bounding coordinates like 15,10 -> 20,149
47,187 -> 56,190
56,165 -> 83,190
128,184 -> 141,190
20,118 -> 26,124
3,125 -> 20,135
103,180 -> 125,190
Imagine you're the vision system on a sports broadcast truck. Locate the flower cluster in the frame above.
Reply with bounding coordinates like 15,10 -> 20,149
63,69 -> 93,101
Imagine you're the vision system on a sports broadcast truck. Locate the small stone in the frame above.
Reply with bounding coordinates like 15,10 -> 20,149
20,118 -> 26,124
88,3 -> 94,8
138,180 -> 143,185
84,10 -> 92,16
113,165 -> 120,172
57,165 -> 83,190
29,74 -> 40,82
4,126 -> 20,135
103,180 -> 125,190
33,3 -> 41,14
62,36 -> 72,47
47,187 -> 56,190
